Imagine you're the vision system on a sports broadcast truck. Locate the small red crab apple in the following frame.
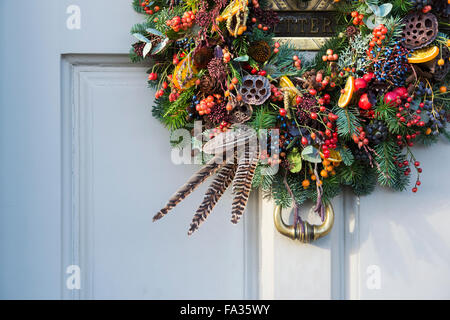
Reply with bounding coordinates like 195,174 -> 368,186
354,78 -> 367,90
358,93 -> 372,110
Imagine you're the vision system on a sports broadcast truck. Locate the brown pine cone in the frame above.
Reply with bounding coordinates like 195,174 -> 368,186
199,75 -> 217,94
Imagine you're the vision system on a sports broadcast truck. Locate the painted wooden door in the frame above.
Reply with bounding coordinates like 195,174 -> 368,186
1,0 -> 450,300
0,0 -> 257,300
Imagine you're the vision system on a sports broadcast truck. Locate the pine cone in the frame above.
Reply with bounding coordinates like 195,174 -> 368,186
248,41 -> 271,63
199,75 -> 217,94
346,26 -> 359,39
132,42 -> 146,57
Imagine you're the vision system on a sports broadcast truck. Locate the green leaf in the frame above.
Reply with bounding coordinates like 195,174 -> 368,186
301,146 -> 321,163
133,33 -> 150,43
288,148 -> 303,173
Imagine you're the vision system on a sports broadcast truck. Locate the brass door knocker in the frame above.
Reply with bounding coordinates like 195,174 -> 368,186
273,203 -> 334,243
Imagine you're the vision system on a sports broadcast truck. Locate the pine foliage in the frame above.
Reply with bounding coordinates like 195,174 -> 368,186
333,106 -> 361,140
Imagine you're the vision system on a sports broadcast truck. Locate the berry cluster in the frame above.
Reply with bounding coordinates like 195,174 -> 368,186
319,158 -> 339,179
368,24 -> 388,49
186,95 -> 201,122
350,11 -> 365,26
140,1 -> 160,15
373,44 -> 410,86
422,100 -> 446,135
321,49 -> 339,62
273,42 -> 280,54
175,38 -> 194,50
209,121 -> 232,138
366,120 -> 388,145
197,94 -> 224,116
166,11 -> 196,32
321,132 -> 339,159
352,127 -> 370,148
270,84 -> 284,102
394,158 -> 423,192
222,49 -> 232,63
292,55 -> 301,70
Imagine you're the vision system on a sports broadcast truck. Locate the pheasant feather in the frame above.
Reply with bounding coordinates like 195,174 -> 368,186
153,155 -> 225,222
188,162 -> 237,235
231,146 -> 260,224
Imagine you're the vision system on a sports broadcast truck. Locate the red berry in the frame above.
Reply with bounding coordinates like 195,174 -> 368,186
310,112 -> 318,120
309,89 -> 317,96
301,137 -> 308,145
279,108 -> 287,117
412,187 -> 418,193
414,161 -> 420,167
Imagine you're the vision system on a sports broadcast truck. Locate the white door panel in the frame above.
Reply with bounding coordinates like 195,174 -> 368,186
61,56 -> 257,299
2,0 -> 450,300
349,144 -> 450,299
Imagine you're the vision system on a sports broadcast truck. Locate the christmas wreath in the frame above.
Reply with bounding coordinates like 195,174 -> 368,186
130,0 -> 450,237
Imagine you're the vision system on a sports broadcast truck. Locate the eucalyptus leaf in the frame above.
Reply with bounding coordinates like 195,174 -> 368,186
151,37 -> 169,55
367,4 -> 380,16
234,55 -> 249,62
143,42 -> 153,58
301,145 -> 321,163
368,3 -> 392,17
364,15 -> 378,30
288,148 -> 303,173
377,4 -> 392,17
146,28 -> 164,37
133,33 -> 150,43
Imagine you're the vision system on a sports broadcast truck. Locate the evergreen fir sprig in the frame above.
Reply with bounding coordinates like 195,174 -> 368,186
132,0 -> 145,13
333,106 -> 361,140
248,106 -> 277,131
374,140 -> 400,187
391,0 -> 412,16
374,96 -> 403,134
266,43 -> 303,78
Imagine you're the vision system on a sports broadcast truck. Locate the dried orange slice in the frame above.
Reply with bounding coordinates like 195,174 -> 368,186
338,76 -> 355,108
407,46 -> 439,64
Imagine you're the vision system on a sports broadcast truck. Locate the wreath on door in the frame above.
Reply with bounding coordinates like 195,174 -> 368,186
130,0 -> 449,240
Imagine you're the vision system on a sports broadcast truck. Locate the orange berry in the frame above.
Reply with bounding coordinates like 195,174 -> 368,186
231,77 -> 239,85
440,86 -> 447,93
302,180 -> 310,189
438,59 -> 445,66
